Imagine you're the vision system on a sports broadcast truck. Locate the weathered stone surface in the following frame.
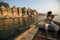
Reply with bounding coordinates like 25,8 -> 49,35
0,6 -> 38,18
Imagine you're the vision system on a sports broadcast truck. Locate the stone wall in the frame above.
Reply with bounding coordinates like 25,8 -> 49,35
7,8 -> 12,17
0,6 -> 38,18
12,6 -> 18,17
18,7 -> 22,17
0,11 -> 1,16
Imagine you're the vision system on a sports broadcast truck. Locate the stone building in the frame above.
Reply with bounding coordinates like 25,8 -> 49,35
0,6 -> 38,18
0,11 -> 1,16
22,7 -> 28,17
0,6 -> 7,17
7,8 -> 12,17
33,10 -> 37,15
27,7 -> 32,16
12,6 -> 18,17
17,7 -> 22,17
31,10 -> 38,17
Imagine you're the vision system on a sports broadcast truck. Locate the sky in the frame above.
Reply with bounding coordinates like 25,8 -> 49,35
0,0 -> 60,14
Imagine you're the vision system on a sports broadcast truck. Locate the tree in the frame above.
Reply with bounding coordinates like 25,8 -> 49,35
0,2 -> 10,8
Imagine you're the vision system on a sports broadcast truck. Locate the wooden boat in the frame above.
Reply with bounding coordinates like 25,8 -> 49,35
32,21 -> 60,40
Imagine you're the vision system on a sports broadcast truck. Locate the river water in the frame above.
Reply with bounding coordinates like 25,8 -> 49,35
38,15 -> 60,22
53,15 -> 60,22
0,17 -> 38,40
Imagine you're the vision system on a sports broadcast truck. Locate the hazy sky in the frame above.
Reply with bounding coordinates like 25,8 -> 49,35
0,0 -> 60,14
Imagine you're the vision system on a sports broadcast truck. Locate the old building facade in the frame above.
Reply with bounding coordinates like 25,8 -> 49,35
0,6 -> 38,18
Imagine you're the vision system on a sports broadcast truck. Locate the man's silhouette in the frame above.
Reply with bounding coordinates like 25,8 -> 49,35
45,11 -> 60,38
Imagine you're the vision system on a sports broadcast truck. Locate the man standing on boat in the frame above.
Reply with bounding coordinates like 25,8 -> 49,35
49,15 -> 59,37
45,11 -> 60,38
44,11 -> 52,38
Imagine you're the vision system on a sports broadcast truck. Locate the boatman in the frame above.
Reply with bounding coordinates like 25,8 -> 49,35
44,11 -> 52,37
45,11 -> 60,38
50,15 -> 60,38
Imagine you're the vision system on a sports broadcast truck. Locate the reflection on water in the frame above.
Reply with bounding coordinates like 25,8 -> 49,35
19,18 -> 23,25
0,17 -> 37,39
